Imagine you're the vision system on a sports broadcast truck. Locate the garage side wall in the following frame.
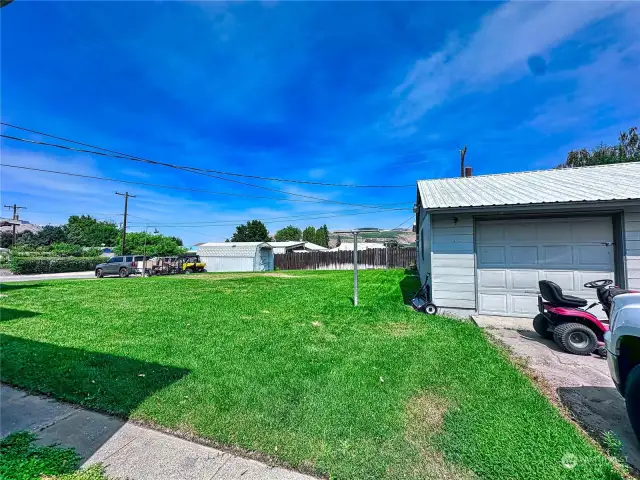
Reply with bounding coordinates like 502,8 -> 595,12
431,214 -> 476,310
624,207 -> 640,289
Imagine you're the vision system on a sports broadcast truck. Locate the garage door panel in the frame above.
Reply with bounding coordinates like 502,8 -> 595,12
478,270 -> 507,289
572,220 -> 613,243
539,222 -> 572,242
511,270 -> 539,289
478,246 -> 506,266
542,245 -> 573,266
543,270 -> 576,290
577,245 -> 612,267
512,295 -> 537,315
479,294 -> 508,314
511,246 -> 539,265
477,217 -> 614,318
477,224 -> 504,243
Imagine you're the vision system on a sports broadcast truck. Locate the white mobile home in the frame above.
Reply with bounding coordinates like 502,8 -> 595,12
196,242 -> 274,272
415,163 -> 640,318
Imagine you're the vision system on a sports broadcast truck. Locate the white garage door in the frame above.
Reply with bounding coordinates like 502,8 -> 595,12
476,217 -> 614,318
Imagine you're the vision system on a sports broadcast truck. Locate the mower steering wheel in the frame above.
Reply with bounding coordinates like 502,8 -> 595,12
584,279 -> 613,289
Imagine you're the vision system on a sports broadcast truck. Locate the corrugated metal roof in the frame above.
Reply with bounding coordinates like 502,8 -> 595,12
417,162 -> 640,210
197,242 -> 271,258
267,241 -> 305,248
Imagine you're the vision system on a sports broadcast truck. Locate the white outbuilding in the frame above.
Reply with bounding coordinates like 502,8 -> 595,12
196,242 -> 274,272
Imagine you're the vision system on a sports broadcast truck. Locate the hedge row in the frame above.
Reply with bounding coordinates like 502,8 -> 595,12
10,257 -> 106,275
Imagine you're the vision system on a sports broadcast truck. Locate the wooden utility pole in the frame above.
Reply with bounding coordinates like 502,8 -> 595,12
3,203 -> 26,246
460,145 -> 467,177
115,192 -> 136,254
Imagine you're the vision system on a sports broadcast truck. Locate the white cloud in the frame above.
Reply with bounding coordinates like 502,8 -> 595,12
393,1 -> 631,126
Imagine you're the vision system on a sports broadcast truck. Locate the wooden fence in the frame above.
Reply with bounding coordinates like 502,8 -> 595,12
274,248 -> 416,271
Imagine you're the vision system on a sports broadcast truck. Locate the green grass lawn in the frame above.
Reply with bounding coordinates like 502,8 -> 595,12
0,270 -> 622,479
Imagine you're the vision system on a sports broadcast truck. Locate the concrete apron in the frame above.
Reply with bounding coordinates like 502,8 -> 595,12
0,384 -> 316,480
473,315 -> 640,471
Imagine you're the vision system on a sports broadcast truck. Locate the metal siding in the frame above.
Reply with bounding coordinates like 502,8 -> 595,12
418,163 -> 640,210
624,207 -> 640,289
430,213 -> 476,309
200,256 -> 255,272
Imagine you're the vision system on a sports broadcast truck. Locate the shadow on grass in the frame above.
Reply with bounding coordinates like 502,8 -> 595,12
557,386 -> 640,469
0,308 -> 40,322
0,283 -> 43,292
0,334 -> 189,417
399,274 -> 421,305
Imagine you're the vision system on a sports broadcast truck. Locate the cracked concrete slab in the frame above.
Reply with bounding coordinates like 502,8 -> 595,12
0,384 -> 317,480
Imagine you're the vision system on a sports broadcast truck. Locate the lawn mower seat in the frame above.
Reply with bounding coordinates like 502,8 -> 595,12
538,280 -> 588,308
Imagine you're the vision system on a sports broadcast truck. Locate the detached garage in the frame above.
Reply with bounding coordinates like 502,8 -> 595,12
415,163 -> 640,318
196,242 -> 274,272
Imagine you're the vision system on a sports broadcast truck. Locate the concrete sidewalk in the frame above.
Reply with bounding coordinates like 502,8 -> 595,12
0,384 -> 316,480
0,271 -> 96,282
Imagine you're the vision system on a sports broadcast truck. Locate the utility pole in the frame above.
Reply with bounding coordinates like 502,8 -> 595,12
460,145 -> 468,177
3,203 -> 26,246
115,192 -> 136,255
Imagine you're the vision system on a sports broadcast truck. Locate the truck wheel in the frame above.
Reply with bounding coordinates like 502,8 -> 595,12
185,268 -> 194,274
95,268 -> 103,278
553,322 -> 597,355
625,365 -> 640,442
533,314 -> 553,339
119,267 -> 129,278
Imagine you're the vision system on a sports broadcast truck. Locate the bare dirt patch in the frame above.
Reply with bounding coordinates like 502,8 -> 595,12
396,393 -> 476,480
378,322 -> 419,338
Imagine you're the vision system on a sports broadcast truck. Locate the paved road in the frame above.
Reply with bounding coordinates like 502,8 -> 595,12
0,271 -> 96,283
1,384 -> 316,480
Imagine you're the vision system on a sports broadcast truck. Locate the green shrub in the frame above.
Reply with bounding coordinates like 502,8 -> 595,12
10,257 -> 106,275
51,243 -> 85,257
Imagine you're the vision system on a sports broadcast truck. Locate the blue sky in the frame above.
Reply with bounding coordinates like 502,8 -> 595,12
1,1 -> 639,245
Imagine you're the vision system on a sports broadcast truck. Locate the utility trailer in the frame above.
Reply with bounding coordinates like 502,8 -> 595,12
137,254 -> 205,276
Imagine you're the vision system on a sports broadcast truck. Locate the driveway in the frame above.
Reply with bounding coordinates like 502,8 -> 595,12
474,315 -> 640,471
0,271 -> 96,283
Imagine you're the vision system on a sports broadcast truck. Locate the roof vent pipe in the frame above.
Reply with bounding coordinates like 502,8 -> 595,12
464,166 -> 473,177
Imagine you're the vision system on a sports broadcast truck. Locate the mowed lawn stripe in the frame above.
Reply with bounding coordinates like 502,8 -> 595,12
0,270 -> 622,479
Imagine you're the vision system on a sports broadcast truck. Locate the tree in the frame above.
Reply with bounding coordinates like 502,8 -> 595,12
115,232 -> 186,256
66,215 -> 120,246
275,225 -> 302,242
230,220 -> 271,242
302,226 -> 316,243
36,225 -> 68,246
559,127 -> 639,168
314,224 -> 330,248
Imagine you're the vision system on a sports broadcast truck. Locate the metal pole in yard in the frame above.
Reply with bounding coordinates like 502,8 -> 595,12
354,232 -> 359,306
142,225 -> 148,277
334,228 -> 379,307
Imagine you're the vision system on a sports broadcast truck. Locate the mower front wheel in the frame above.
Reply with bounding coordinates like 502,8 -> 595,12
533,314 -> 553,340
553,322 -> 598,355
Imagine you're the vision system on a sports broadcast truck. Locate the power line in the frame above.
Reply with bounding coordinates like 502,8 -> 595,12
1,122 -> 414,188
0,134 -> 406,209
392,215 -> 415,230
0,164 -> 412,209
126,207 -> 411,228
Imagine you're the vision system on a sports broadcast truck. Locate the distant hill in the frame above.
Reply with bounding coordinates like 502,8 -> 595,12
329,229 -> 415,248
